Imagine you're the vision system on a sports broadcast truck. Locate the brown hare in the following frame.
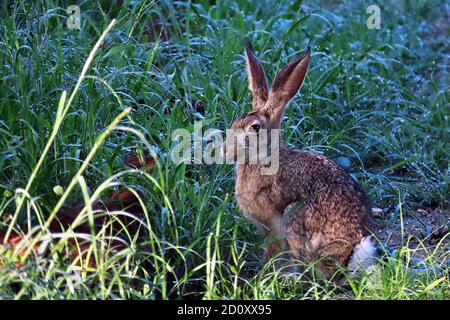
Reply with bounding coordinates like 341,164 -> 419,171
222,43 -> 376,279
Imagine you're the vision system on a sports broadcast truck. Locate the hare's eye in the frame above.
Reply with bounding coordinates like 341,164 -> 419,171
250,124 -> 260,133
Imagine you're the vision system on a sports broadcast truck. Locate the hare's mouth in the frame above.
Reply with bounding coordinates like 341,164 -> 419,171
222,130 -> 275,164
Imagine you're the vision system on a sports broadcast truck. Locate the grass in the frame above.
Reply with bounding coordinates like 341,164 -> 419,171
0,0 -> 448,299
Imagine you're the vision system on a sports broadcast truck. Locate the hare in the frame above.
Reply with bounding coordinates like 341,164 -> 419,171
222,43 -> 376,279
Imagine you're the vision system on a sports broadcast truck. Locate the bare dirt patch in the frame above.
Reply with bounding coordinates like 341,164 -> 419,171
374,207 -> 449,262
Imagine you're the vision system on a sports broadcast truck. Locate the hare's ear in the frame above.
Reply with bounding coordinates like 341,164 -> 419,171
266,47 -> 310,127
245,42 -> 269,109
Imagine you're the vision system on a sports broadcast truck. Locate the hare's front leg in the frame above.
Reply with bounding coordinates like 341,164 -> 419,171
237,194 -> 288,262
251,205 -> 288,263
257,223 -> 288,263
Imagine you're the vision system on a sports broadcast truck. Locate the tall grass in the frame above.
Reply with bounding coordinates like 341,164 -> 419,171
0,0 -> 448,299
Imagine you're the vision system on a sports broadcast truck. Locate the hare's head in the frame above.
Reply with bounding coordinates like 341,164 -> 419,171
222,43 -> 310,163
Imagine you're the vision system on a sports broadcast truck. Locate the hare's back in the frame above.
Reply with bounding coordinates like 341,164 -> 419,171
277,147 -> 373,235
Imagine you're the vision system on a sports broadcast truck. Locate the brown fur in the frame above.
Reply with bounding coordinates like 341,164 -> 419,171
225,43 -> 374,278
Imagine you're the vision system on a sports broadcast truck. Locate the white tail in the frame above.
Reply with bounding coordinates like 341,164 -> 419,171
347,236 -> 378,274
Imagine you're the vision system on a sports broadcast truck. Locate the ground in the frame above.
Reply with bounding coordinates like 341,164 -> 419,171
375,207 -> 449,261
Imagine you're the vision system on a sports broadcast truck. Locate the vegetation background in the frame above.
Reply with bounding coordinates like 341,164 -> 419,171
0,0 -> 448,299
